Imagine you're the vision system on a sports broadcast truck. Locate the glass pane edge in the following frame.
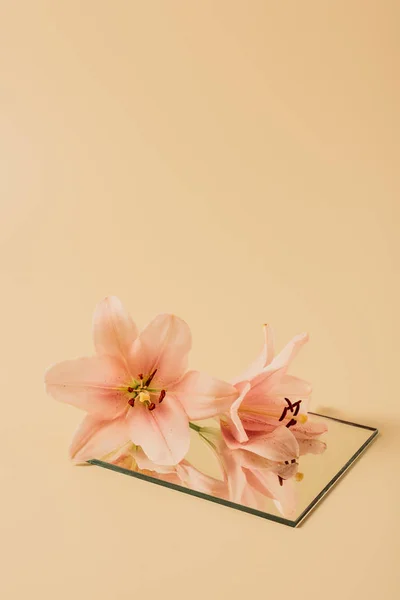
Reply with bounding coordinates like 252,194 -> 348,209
87,458 -> 297,527
294,427 -> 379,527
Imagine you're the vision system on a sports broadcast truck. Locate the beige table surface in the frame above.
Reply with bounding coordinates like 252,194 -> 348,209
1,2 -> 399,599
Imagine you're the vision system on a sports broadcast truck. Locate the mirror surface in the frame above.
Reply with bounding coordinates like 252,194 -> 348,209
89,414 -> 378,527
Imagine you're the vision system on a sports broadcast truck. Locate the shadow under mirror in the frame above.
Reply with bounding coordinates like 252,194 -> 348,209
89,414 -> 378,527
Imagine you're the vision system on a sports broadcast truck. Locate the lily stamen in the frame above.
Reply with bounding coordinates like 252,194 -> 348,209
137,391 -> 151,404
243,403 -> 308,426
279,398 -> 301,421
126,372 -> 166,412
293,413 -> 307,424
144,368 -> 158,387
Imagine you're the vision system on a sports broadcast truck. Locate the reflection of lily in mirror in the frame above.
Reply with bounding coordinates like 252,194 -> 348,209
45,297 -> 327,518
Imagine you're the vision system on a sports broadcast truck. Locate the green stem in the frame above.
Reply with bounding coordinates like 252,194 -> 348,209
189,422 -> 202,433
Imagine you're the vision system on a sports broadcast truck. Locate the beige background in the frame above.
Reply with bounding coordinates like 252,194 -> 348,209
0,2 -> 399,599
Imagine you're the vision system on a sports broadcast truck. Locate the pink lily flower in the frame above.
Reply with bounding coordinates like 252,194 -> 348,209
222,325 -> 327,453
45,297 -> 238,466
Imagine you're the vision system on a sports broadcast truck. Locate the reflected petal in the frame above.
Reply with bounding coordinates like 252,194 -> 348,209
244,469 -> 275,499
177,462 -> 227,496
241,474 -> 268,510
249,470 -> 297,518
223,451 -> 248,505
223,424 -> 299,462
134,447 -> 176,474
233,449 -> 297,479
292,419 -> 328,437
297,437 -> 327,455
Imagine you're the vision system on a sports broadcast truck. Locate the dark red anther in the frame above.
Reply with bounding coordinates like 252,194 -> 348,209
158,389 -> 166,403
291,458 -> 296,464
144,368 -> 158,387
128,398 -> 135,407
148,402 -> 156,411
293,401 -> 301,416
279,407 -> 287,422
278,476 -> 284,486
282,398 -> 300,428
138,373 -> 143,380
280,398 -> 302,422
127,387 -> 134,393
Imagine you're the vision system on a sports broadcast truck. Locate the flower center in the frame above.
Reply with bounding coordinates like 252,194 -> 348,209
278,398 -> 307,428
126,369 -> 166,411
243,397 -> 308,428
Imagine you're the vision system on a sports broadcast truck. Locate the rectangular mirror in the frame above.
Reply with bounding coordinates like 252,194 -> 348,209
89,414 -> 378,527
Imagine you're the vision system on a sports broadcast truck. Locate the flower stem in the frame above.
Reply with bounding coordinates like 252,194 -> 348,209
189,422 -> 202,433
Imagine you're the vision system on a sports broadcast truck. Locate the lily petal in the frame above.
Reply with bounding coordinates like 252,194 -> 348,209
238,374 -> 311,422
130,314 -> 191,386
127,397 -> 190,465
69,414 -> 130,462
227,381 -> 251,443
266,332 -> 309,374
134,447 -> 176,474
233,449 -> 297,479
176,462 -> 227,496
246,372 -> 310,407
110,451 -> 137,471
297,437 -> 327,455
222,450 -> 248,505
45,356 -> 128,419
244,427 -> 300,462
243,469 -> 275,500
232,324 -> 275,384
291,419 -> 328,437
220,381 -> 251,443
242,369 -> 289,409
171,371 -> 239,420
130,447 -> 182,482
272,477 -> 297,518
249,470 -> 297,518
222,424 -> 299,462
276,374 -> 312,399
92,296 -> 138,368
241,474 -> 268,510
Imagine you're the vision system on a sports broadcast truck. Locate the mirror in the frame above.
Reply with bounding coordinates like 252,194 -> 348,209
89,413 -> 378,527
